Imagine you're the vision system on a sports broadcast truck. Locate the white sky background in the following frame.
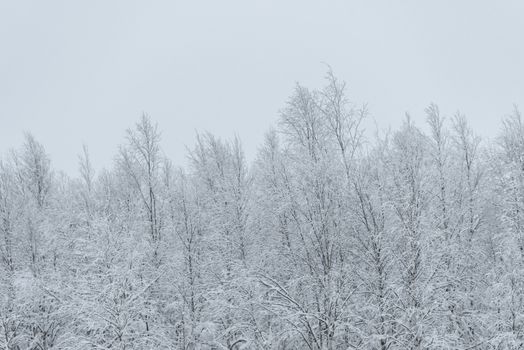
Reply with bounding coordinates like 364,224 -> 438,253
1,0 -> 523,176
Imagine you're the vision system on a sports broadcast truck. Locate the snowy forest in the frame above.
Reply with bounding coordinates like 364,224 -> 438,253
2,71 -> 524,350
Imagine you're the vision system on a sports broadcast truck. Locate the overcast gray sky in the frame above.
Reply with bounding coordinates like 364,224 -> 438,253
1,0 -> 523,175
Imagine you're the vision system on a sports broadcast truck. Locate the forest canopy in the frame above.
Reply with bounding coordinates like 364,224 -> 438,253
1,71 -> 523,349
